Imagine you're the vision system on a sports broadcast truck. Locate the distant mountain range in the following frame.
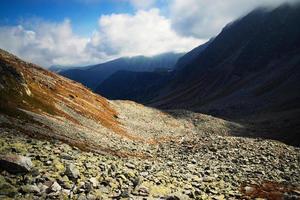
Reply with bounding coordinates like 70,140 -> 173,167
59,52 -> 183,90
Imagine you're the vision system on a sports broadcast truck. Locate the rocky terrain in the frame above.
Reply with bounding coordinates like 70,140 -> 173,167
1,121 -> 300,199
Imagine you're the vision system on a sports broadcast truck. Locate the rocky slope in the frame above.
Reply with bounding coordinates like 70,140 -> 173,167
1,121 -> 300,199
0,48 -> 299,199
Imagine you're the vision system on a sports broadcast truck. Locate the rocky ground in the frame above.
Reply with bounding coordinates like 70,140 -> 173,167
0,123 -> 299,199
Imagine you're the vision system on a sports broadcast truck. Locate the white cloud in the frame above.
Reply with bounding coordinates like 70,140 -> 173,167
0,19 -> 97,67
88,9 -> 202,57
0,9 -> 202,68
170,0 -> 300,38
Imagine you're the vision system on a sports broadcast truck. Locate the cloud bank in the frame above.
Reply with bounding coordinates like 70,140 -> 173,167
0,9 -> 201,67
170,0 -> 300,38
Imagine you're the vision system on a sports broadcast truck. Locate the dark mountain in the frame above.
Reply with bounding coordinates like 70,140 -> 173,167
60,52 -> 183,90
96,69 -> 172,103
151,4 -> 300,145
175,38 -> 214,70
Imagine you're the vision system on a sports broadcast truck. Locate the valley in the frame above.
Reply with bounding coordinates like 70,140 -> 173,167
0,2 -> 300,200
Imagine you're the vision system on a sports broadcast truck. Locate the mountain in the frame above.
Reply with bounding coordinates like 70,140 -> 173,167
96,70 -> 172,103
93,41 -> 214,103
60,52 -> 183,90
175,38 -> 214,71
151,4 -> 300,145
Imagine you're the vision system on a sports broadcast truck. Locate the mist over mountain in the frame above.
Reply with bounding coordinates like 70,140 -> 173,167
60,52 -> 183,90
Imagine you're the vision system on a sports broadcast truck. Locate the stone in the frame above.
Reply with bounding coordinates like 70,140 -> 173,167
140,171 -> 149,177
50,181 -> 62,192
166,195 -> 180,200
89,177 -> 99,188
60,153 -> 73,160
65,163 -> 80,180
125,162 -> 135,169
202,176 -> 215,182
244,186 -> 255,194
38,183 -> 49,194
21,184 -> 40,194
0,154 -> 33,174
138,186 -> 149,196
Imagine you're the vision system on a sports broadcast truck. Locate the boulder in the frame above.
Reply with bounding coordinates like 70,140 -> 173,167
0,154 -> 33,174
65,163 -> 80,180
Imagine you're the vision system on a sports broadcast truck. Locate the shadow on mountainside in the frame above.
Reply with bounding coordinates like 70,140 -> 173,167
142,105 -> 300,148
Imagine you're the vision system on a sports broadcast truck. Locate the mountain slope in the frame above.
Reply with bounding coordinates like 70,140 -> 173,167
175,38 -> 214,71
151,4 -> 300,146
0,48 -> 195,156
60,52 -> 183,90
96,70 -> 172,103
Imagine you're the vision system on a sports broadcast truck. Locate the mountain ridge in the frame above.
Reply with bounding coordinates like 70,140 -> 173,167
60,52 -> 183,90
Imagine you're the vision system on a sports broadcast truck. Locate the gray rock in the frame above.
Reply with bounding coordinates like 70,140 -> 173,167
60,153 -> 73,160
138,186 -> 149,196
125,162 -> 135,169
0,154 -> 33,174
50,181 -> 62,192
140,171 -> 149,177
89,177 -> 99,188
65,163 -> 80,180
21,184 -> 40,194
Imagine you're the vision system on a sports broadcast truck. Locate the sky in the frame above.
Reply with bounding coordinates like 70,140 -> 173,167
0,0 -> 299,68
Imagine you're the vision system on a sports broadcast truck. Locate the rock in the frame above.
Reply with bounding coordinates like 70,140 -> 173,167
77,193 -> 88,200
140,171 -> 149,177
65,163 -> 80,180
125,162 -> 135,169
21,184 -> 40,194
243,186 -> 255,194
0,175 -> 18,197
45,160 -> 52,165
202,176 -> 215,182
50,181 -> 62,192
84,162 -> 92,169
0,154 -> 33,174
166,195 -> 180,200
60,153 -> 73,160
38,183 -> 49,193
84,182 -> 92,193
89,177 -> 99,188
138,186 -> 149,196
132,176 -> 141,188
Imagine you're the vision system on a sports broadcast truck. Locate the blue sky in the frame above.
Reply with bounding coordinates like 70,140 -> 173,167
0,0 -> 135,36
0,0 -> 296,67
